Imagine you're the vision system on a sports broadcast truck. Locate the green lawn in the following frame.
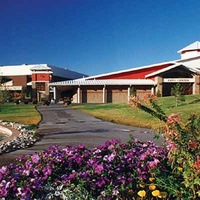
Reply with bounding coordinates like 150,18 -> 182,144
1,94 -> 200,129
0,103 -> 41,125
70,94 -> 200,129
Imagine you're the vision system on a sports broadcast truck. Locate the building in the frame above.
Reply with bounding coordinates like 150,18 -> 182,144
0,64 -> 87,102
49,41 -> 200,104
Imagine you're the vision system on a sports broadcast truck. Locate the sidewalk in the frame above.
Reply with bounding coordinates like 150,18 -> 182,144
0,104 -> 164,166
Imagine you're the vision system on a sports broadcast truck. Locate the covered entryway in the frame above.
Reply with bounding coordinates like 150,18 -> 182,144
49,79 -> 156,104
162,65 -> 194,96
162,82 -> 193,96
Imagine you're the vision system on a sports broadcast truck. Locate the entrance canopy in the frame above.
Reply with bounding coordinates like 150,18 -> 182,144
49,79 -> 156,103
49,79 -> 156,86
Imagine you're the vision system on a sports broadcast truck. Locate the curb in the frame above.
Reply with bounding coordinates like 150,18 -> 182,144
0,123 -> 20,143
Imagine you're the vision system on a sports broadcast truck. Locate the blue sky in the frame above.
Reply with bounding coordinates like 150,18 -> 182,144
1,0 -> 200,76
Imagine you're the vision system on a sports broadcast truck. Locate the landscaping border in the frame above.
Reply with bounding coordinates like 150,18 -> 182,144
0,123 -> 20,142
0,121 -> 39,155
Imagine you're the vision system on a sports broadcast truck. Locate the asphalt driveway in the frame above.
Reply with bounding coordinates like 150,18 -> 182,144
0,104 -> 164,166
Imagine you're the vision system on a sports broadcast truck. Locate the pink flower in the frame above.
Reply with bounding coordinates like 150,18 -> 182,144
148,158 -> 160,169
112,189 -> 119,196
194,157 -> 200,173
166,141 -> 177,151
167,114 -> 180,124
188,140 -> 198,151
108,152 -> 116,162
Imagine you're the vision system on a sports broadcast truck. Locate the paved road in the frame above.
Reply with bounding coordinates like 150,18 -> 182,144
0,104 -> 164,166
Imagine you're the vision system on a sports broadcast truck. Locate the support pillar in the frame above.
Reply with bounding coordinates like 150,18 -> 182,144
53,87 -> 56,101
102,85 -> 107,103
155,76 -> 163,96
193,75 -> 200,94
77,86 -> 81,103
45,82 -> 50,100
151,86 -> 155,95
31,81 -> 37,100
127,86 -> 131,101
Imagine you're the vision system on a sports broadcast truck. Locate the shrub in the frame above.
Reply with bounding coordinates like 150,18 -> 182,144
23,99 -> 29,104
0,138 -> 168,199
32,99 -> 38,104
130,93 -> 200,199
14,99 -> 20,105
43,100 -> 50,106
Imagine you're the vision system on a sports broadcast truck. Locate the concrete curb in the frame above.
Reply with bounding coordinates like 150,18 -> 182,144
0,124 -> 20,143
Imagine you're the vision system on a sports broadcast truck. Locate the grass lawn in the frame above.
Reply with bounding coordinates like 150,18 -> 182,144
70,94 -> 200,129
1,94 -> 200,129
0,103 -> 41,125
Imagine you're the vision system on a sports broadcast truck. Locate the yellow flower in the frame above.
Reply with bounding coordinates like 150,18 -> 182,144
127,189 -> 134,195
137,190 -> 146,197
139,182 -> 145,188
152,190 -> 160,197
158,191 -> 167,198
149,184 -> 156,190
177,167 -> 183,172
149,177 -> 155,182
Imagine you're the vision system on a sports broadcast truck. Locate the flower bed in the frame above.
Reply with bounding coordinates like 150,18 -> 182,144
0,138 -> 168,199
0,93 -> 200,199
0,121 -> 39,155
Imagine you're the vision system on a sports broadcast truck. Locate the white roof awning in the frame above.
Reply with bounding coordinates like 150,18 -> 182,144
0,86 -> 22,91
50,79 -> 156,86
27,82 -> 32,86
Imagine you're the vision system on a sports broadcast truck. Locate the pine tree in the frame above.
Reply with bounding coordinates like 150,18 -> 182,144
170,83 -> 185,107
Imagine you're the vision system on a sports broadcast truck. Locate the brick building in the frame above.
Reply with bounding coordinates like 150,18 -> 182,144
0,64 -> 87,102
50,41 -> 200,103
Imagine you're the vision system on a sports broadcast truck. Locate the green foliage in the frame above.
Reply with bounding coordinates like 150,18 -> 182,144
0,103 -> 41,125
0,76 -> 11,105
62,183 -> 93,199
71,95 -> 200,129
171,83 -> 185,107
0,90 -> 11,104
130,93 -> 200,199
156,89 -> 162,97
130,86 -> 137,96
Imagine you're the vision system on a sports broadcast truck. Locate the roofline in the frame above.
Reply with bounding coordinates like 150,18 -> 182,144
84,60 -> 177,80
177,41 -> 200,53
49,79 -> 156,86
146,63 -> 200,78
0,63 -> 48,67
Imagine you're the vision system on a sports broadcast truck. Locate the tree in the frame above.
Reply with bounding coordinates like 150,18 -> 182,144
170,83 -> 185,107
0,76 -> 11,105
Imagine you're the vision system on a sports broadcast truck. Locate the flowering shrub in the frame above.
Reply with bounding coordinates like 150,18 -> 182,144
0,121 -> 39,155
130,93 -> 200,199
0,138 -> 168,199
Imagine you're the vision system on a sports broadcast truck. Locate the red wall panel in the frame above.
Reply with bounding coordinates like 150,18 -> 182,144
32,73 -> 51,81
94,64 -> 172,80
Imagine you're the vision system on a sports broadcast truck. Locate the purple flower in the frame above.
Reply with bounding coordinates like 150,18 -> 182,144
31,154 -> 40,164
94,163 -> 104,174
68,172 -> 76,180
0,188 -> 7,197
42,166 -> 52,176
0,138 -> 168,199
75,156 -> 83,164
96,178 -> 106,187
